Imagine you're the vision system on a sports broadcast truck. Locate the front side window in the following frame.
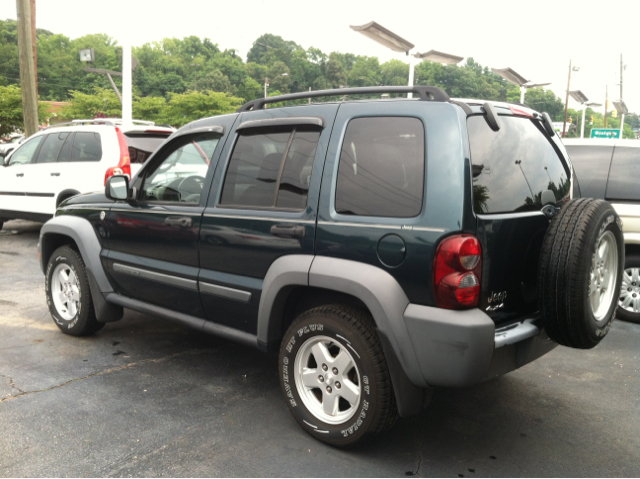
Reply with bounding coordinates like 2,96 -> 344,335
468,115 -> 570,214
125,133 -> 171,164
70,132 -> 102,162
335,117 -> 425,217
220,126 -> 321,210
8,135 -> 44,166
141,133 -> 219,204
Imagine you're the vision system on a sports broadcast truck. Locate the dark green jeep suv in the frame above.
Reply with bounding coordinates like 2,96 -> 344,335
39,86 -> 624,446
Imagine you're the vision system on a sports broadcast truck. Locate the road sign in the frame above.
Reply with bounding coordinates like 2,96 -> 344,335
590,128 -> 620,139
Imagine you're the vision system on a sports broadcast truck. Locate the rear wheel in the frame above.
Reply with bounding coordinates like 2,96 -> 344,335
538,198 -> 624,348
0,220 -> 4,231
279,305 -> 397,446
617,255 -> 640,324
45,246 -> 104,336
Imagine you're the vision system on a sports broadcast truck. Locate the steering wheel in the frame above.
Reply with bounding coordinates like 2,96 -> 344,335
177,175 -> 205,201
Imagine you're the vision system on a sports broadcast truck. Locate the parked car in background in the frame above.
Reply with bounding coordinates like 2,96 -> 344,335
0,134 -> 26,159
563,139 -> 640,323
0,119 -> 174,230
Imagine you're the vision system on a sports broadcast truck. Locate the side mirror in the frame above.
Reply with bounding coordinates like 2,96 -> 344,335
105,175 -> 129,201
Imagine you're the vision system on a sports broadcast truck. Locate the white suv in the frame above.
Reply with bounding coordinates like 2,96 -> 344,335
0,119 -> 174,228
563,138 -> 640,323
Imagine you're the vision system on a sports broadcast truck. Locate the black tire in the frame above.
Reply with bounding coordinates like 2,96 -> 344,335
0,220 -> 4,231
538,198 -> 624,349
617,254 -> 640,324
45,246 -> 104,336
279,305 -> 398,446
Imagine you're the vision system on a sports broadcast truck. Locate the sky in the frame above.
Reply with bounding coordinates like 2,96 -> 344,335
5,0 -> 640,115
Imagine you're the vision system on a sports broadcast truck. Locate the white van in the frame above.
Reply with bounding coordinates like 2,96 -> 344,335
0,119 -> 174,226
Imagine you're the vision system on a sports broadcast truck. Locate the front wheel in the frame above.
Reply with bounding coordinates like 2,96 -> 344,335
279,305 -> 397,446
45,246 -> 104,336
617,255 -> 640,324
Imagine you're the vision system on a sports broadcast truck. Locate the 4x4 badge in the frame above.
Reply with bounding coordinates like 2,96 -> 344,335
100,211 -> 106,221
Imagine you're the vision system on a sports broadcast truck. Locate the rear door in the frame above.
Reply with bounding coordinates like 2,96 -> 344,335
198,104 -> 338,334
469,112 -> 573,324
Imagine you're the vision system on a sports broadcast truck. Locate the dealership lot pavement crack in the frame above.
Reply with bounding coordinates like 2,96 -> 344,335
0,349 -> 212,403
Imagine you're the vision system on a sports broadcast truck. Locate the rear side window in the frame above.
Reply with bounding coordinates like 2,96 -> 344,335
70,132 -> 102,162
220,126 -> 320,210
565,145 -> 613,199
125,133 -> 170,164
35,132 -> 70,164
335,117 -> 425,217
468,115 -> 569,214
606,147 -> 640,201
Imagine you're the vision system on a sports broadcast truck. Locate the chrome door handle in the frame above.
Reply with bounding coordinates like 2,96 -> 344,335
270,224 -> 305,239
165,216 -> 192,228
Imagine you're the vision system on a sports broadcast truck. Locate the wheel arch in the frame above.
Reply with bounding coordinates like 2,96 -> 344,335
40,215 -> 122,323
258,255 -> 425,388
56,189 -> 82,208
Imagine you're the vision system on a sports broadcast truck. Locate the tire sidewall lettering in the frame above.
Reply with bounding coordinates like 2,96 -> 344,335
279,317 -> 375,443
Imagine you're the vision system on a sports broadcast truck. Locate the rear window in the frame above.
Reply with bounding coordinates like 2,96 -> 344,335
220,126 -> 320,210
468,115 -> 570,214
564,145 -> 613,199
70,132 -> 102,162
605,147 -> 640,201
335,117 -> 425,217
125,132 -> 170,164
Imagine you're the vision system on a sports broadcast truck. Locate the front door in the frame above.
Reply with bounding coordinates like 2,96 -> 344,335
0,135 -> 45,217
104,125 -> 229,318
199,104 -> 339,334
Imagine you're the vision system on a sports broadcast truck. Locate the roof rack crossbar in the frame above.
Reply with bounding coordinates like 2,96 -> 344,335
237,85 -> 450,112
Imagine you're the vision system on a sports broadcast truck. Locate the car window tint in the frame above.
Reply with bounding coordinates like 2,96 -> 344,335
564,145 -> 613,199
220,126 -> 320,210
468,115 -> 570,214
335,117 -> 424,217
8,135 -> 44,166
276,130 -> 320,209
125,133 -> 170,164
605,147 -> 640,201
70,132 -> 102,162
35,132 -> 70,164
141,133 -> 219,204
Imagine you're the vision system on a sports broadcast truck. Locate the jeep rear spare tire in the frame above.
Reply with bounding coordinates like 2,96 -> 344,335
538,198 -> 624,349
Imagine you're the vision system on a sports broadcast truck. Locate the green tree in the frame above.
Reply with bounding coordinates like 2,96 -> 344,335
59,87 -> 122,119
161,90 -> 244,127
0,83 -> 49,136
522,88 -> 564,119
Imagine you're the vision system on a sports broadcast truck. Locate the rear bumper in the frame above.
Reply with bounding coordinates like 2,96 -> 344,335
402,304 -> 557,388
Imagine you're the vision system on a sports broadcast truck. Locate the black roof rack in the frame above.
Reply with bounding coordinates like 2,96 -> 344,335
237,85 -> 450,112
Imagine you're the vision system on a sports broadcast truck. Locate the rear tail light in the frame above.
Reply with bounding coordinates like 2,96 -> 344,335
433,235 -> 482,309
104,127 -> 131,185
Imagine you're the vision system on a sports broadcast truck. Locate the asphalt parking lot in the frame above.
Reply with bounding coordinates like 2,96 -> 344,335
1,219 -> 639,477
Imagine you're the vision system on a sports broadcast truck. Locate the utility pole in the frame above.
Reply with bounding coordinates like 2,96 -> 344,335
562,60 -> 572,138
604,85 -> 608,128
16,0 -> 39,137
30,0 -> 37,96
619,54 -> 625,138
